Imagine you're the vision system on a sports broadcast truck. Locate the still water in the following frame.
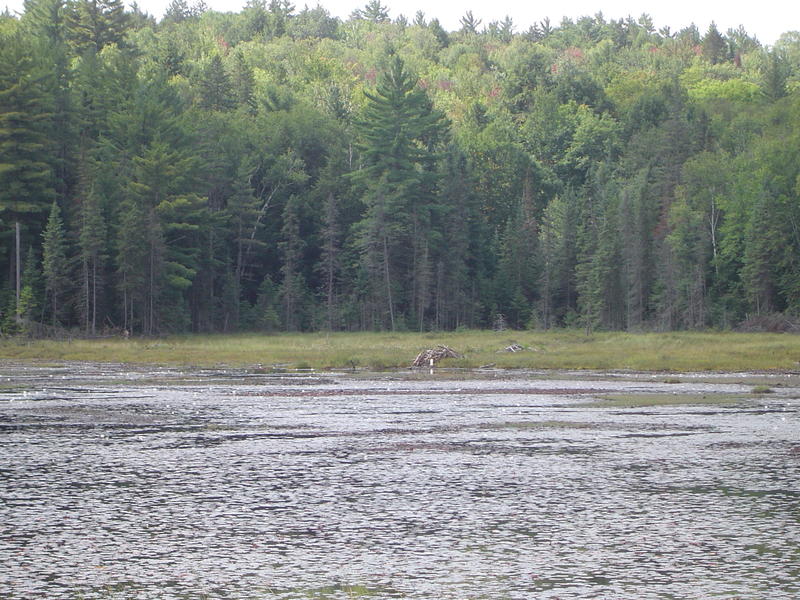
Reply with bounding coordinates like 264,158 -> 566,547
1,363 -> 799,599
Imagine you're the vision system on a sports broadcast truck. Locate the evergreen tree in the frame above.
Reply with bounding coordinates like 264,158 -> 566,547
116,197 -> 148,333
78,187 -> 106,334
538,193 -> 579,329
231,51 -> 256,113
266,0 -> 294,37
23,0 -> 73,205
354,54 -> 447,329
762,50 -> 788,101
318,191 -> 341,330
66,0 -> 130,52
0,31 -> 55,312
279,194 -> 307,330
41,201 -> 69,326
19,249 -> 43,329
199,55 -> 236,112
701,22 -> 727,64
354,0 -> 388,23
617,168 -> 656,330
161,0 -> 204,24
434,146 -> 479,329
459,11 -> 481,35
493,171 -> 540,328
575,166 -> 622,332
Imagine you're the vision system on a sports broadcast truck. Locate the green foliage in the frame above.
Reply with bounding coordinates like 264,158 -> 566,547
2,2 -> 798,337
65,0 -> 130,52
0,30 -> 55,221
41,201 -> 68,325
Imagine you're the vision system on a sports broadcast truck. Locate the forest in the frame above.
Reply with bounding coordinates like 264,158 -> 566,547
1,0 -> 799,336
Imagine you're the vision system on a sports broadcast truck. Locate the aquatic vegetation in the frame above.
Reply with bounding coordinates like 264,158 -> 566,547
751,385 -> 775,394
583,393 -> 751,408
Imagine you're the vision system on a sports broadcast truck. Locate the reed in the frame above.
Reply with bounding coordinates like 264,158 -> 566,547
1,330 -> 798,371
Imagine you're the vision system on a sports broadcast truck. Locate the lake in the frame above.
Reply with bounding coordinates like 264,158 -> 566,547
1,362 -> 799,599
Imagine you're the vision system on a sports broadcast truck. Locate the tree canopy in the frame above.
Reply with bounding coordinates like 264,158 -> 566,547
2,4 -> 799,335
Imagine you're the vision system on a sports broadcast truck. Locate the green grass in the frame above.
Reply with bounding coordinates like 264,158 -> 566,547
1,330 -> 799,372
751,385 -> 775,394
578,393 -> 752,408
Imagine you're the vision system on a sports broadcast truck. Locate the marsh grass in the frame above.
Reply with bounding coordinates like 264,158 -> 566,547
579,393 -> 751,408
493,420 -> 594,429
751,385 -> 775,394
292,584 -> 391,598
1,330 -> 798,371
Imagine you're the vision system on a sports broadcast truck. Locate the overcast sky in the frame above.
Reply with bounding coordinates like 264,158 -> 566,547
4,0 -> 798,45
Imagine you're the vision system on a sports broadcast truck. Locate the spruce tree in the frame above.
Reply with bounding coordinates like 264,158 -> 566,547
701,22 -> 727,64
78,187 -> 106,335
318,191 -> 341,331
231,51 -> 256,113
199,55 -> 235,112
41,201 -> 69,326
279,194 -> 306,331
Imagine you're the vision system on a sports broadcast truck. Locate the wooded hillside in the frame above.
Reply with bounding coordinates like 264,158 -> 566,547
2,1 -> 799,334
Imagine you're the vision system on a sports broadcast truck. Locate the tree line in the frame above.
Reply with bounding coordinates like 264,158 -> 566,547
2,0 -> 799,335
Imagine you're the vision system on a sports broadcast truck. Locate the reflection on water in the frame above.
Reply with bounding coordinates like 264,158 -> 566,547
1,365 -> 799,599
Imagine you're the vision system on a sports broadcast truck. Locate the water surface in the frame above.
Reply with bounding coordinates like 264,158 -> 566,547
1,363 -> 799,599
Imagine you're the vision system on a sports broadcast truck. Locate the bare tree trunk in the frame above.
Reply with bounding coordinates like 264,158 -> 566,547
148,237 -> 155,336
91,259 -> 97,335
383,234 -> 395,331
15,221 -> 21,322
83,255 -> 90,335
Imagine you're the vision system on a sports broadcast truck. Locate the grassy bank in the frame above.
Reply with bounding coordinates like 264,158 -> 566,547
1,330 -> 799,372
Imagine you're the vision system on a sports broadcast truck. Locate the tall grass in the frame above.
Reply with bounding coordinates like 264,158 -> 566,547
1,330 -> 798,371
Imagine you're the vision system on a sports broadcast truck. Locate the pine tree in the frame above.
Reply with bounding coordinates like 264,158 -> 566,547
762,50 -> 788,101
575,166 -> 622,332
123,138 -> 201,334
434,146 -> 478,329
116,197 -> 148,334
618,168 -> 655,330
459,11 -> 481,35
742,194 -> 782,315
318,191 -> 341,330
0,30 -> 55,312
355,0 -> 388,23
19,249 -> 43,330
701,22 -> 727,65
494,170 -> 540,328
199,55 -> 236,112
23,0 -> 74,206
41,201 -> 69,326
266,0 -> 294,37
66,0 -> 130,52
538,195 -> 574,329
279,194 -> 307,330
78,187 -> 106,334
231,51 -> 256,113
355,54 -> 447,329
162,0 -> 194,24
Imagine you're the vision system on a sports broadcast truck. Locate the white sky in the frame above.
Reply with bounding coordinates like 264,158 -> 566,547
4,0 -> 798,45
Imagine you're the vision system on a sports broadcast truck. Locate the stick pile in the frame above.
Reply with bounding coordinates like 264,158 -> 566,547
412,345 -> 463,367
500,343 -> 524,353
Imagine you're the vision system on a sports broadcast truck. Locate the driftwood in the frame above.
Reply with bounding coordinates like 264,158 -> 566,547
499,343 -> 525,353
412,345 -> 463,367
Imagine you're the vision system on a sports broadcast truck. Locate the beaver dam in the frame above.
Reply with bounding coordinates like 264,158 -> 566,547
1,362 -> 799,599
